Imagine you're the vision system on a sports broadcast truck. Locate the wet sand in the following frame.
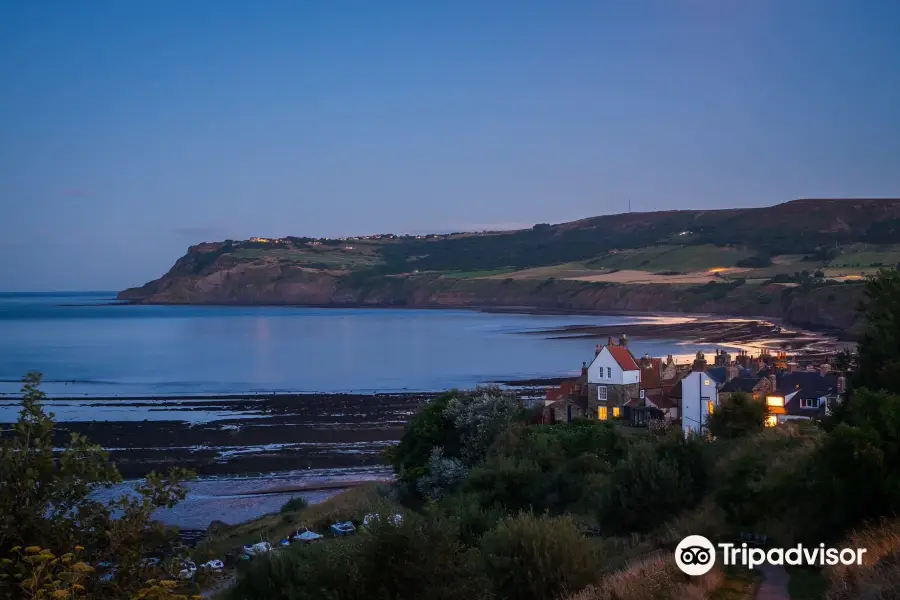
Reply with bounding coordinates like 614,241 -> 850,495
47,392 -> 430,478
519,317 -> 848,360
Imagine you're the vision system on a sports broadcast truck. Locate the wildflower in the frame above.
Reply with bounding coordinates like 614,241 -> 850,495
24,546 -> 42,554
51,590 -> 70,599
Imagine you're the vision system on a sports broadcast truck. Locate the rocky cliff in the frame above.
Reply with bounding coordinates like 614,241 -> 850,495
119,242 -> 865,336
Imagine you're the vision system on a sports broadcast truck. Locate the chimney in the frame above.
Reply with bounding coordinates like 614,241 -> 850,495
768,373 -> 777,392
692,351 -> 707,372
666,354 -> 674,365
787,362 -> 796,373
727,363 -> 739,382
641,353 -> 652,368
620,333 -> 628,347
595,344 -> 602,358
582,361 -> 588,378
607,337 -> 614,347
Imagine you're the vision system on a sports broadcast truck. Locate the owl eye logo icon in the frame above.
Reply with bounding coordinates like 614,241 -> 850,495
675,535 -> 716,576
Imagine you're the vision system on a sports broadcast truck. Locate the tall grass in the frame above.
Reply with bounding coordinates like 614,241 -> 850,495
825,518 -> 900,599
566,553 -> 724,600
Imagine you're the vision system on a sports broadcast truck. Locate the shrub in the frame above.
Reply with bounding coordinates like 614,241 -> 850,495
597,434 -> 706,535
229,511 -> 490,600
0,373 -> 193,598
479,513 -> 596,600
279,496 -> 308,514
707,393 -> 767,438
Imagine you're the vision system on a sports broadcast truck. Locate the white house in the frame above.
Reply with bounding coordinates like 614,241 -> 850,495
679,371 -> 718,436
587,344 -> 640,386
586,339 -> 640,419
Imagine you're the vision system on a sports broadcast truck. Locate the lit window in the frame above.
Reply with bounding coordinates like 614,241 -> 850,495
598,407 -> 608,420
766,396 -> 785,407
613,407 -> 621,418
708,401 -> 714,414
598,386 -> 608,401
607,367 -> 612,379
765,415 -> 778,428
800,398 -> 819,409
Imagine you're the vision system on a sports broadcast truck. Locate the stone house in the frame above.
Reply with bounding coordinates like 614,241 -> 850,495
587,336 -> 640,421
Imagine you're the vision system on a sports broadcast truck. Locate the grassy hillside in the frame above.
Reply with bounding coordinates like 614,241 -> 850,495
118,199 -> 900,332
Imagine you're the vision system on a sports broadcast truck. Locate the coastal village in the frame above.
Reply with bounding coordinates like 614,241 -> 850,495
541,334 -> 846,434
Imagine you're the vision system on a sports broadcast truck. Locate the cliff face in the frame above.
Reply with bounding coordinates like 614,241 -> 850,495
119,244 -> 864,335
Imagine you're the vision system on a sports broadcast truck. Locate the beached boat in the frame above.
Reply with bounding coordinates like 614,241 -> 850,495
292,528 -> 324,543
330,521 -> 356,536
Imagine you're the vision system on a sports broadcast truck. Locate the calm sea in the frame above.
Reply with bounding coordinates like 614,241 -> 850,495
0,292 -> 728,398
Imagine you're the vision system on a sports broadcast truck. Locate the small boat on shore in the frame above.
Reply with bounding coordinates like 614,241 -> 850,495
292,528 -> 324,543
330,521 -> 356,536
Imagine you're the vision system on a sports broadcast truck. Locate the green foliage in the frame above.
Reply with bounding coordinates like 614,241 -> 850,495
228,511 -> 490,600
478,513 -> 596,600
596,436 -> 704,535
0,373 -> 194,599
853,268 -> 900,395
707,393 -> 767,438
280,497 -> 308,514
390,388 -> 524,503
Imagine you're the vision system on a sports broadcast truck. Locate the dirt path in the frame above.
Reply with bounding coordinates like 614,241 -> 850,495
756,564 -> 790,600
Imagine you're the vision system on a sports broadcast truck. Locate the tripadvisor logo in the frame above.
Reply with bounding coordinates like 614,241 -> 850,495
675,535 -> 868,576
675,535 -> 717,576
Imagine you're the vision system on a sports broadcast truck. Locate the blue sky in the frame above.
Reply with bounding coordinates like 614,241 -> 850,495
2,0 -> 899,291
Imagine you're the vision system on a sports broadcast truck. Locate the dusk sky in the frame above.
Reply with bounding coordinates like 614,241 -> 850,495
2,1 -> 899,291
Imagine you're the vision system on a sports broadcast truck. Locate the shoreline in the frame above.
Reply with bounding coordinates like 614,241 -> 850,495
112,297 -> 853,339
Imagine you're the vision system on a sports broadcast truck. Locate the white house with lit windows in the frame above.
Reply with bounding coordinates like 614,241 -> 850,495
678,371 -> 718,436
586,339 -> 640,420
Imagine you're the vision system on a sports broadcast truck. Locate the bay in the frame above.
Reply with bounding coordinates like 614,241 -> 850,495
0,292 -> 733,399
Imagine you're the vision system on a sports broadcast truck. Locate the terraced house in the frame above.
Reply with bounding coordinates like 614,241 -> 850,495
587,336 -> 640,420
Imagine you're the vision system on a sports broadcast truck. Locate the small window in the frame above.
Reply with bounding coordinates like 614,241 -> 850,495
766,396 -> 784,407
708,401 -> 714,414
598,406 -> 608,421
598,386 -> 608,401
606,367 -> 612,379
639,390 -> 645,399
765,415 -> 778,428
613,407 -> 621,418
800,398 -> 819,409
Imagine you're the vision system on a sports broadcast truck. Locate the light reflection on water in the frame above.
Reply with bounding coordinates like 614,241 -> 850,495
0,293 -> 748,398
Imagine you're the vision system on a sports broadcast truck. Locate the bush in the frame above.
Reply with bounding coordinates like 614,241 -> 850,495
479,513 -> 596,600
280,496 -> 308,514
229,511 -> 490,600
597,433 -> 707,534
390,388 -> 525,504
707,393 -> 767,438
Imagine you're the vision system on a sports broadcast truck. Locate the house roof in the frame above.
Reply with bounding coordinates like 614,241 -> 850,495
548,396 -> 588,411
721,377 -> 762,393
706,367 -> 728,385
668,379 -> 683,399
774,372 -> 837,398
608,345 -> 640,372
546,388 -> 568,402
640,361 -> 663,390
645,393 -> 677,410
624,397 -> 643,408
